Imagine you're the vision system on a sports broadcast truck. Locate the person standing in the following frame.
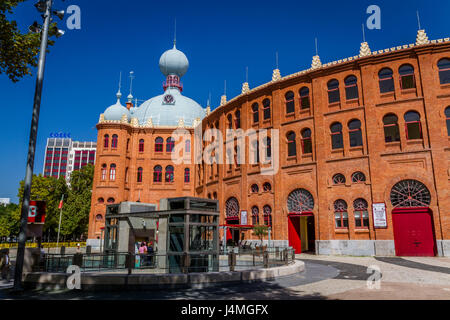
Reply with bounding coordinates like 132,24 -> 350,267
0,249 -> 11,282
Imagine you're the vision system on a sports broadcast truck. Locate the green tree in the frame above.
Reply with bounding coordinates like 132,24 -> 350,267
60,164 -> 94,238
0,203 -> 19,237
0,0 -> 56,82
253,225 -> 269,247
17,174 -> 68,234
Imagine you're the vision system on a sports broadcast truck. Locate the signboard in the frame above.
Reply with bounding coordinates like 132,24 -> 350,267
49,132 -> 71,138
28,201 -> 46,224
372,203 -> 387,228
240,211 -> 248,226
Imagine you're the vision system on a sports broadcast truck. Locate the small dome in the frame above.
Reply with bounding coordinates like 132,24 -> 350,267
159,45 -> 189,77
103,93 -> 130,121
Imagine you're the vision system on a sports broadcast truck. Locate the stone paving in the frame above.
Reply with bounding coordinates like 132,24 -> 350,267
1,253 -> 450,300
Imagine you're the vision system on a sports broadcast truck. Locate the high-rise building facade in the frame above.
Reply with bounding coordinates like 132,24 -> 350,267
43,138 -> 97,182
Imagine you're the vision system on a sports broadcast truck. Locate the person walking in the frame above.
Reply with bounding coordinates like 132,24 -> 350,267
0,249 -> 11,282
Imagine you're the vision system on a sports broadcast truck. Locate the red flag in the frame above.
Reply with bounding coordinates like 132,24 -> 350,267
58,199 -> 63,209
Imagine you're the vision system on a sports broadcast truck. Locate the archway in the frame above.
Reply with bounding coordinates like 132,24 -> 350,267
390,180 -> 436,256
287,189 -> 315,254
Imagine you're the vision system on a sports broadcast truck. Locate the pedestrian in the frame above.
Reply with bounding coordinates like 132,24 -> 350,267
147,243 -> 154,266
76,243 -> 81,254
0,249 -> 11,282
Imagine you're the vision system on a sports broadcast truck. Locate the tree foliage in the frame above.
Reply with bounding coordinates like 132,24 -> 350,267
253,225 -> 268,246
0,203 -> 19,237
0,0 -> 55,82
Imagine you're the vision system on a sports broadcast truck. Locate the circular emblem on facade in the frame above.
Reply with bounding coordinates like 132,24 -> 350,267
163,94 -> 175,104
287,189 -> 314,213
390,179 -> 431,208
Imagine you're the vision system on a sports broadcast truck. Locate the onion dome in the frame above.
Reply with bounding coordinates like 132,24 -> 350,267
159,44 -> 189,77
103,91 -> 130,121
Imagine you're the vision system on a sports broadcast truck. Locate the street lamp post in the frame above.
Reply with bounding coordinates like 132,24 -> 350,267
13,0 -> 64,291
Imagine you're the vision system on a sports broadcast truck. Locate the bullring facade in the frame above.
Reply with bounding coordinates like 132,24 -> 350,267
88,30 -> 450,257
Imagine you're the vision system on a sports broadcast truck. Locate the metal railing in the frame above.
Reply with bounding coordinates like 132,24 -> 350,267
32,247 -> 295,274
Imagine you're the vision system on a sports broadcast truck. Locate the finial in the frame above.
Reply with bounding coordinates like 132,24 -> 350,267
362,23 -> 366,43
220,95 -> 227,106
315,38 -> 318,56
311,55 -> 322,70
359,41 -> 371,57
417,10 -> 421,30
173,18 -> 177,48
128,71 -> 135,102
271,69 -> 281,82
116,71 -> 122,100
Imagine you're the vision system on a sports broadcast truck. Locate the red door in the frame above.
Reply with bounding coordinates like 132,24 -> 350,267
288,216 -> 301,254
392,208 -> 436,256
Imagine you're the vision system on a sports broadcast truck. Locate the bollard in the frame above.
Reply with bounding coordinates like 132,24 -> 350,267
228,252 -> 236,272
276,247 -> 279,259
60,246 -> 65,256
263,251 -> 269,268
125,253 -> 134,275
252,251 -> 255,266
86,245 -> 91,255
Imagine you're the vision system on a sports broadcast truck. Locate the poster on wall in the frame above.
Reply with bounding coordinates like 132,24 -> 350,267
372,203 -> 387,228
240,211 -> 248,225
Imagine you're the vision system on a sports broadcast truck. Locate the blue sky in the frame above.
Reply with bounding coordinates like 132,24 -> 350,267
1,0 -> 449,203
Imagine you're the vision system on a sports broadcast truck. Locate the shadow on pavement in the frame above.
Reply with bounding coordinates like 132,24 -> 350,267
374,257 -> 450,274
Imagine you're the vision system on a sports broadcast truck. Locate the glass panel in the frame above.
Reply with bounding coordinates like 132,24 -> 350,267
401,75 -> 415,89
345,86 -> 359,100
189,226 -> 216,251
328,89 -> 340,103
439,70 -> 450,85
286,101 -> 295,114
384,125 -> 400,142
169,226 -> 184,252
169,215 -> 185,223
335,213 -> 341,228
349,131 -> 363,147
303,139 -> 312,154
332,133 -> 343,149
407,123 -> 422,139
379,78 -> 394,93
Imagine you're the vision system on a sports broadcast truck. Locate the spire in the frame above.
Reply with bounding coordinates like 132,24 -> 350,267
272,52 -> 281,82
220,80 -> 227,106
311,38 -> 322,70
116,71 -> 122,101
415,11 -> 429,45
173,18 -> 177,48
242,67 -> 249,94
128,71 -> 135,102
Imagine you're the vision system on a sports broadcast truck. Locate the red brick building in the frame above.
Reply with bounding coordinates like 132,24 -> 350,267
88,31 -> 450,257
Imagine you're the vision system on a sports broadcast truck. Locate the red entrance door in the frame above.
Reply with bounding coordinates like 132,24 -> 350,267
288,216 -> 301,254
392,208 -> 436,256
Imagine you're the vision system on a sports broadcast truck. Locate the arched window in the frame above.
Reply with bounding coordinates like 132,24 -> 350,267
287,189 -> 314,213
251,139 -> 259,164
251,206 -> 259,225
185,139 -> 191,153
235,110 -> 241,129
287,132 -> 296,157
330,122 -> 343,149
438,58 -> 450,84
225,197 -> 240,223
251,184 -> 259,193
96,214 -> 103,221
263,182 -> 272,192
126,138 -> 130,151
301,128 -> 312,154
285,91 -> 295,114
348,119 -> 363,147
184,168 -> 190,183
252,103 -> 259,124
207,193 -> 212,199
153,165 -> 162,182
404,111 -> 422,140
354,199 -> 369,228
138,139 -> 144,152
332,174 -> 346,185
344,75 -> 359,100
166,137 -> 175,152
125,167 -> 129,183
155,137 -> 164,152
227,114 -> 233,129
263,205 -> 272,226
109,164 -> 116,181
103,135 -> 109,148
334,200 -> 348,229
399,64 -> 415,89
351,172 -> 366,183
165,165 -> 174,182
263,99 -> 271,120
379,68 -> 395,93
213,192 -> 217,200
299,87 -> 310,109
383,114 -> 400,142
111,134 -> 118,149
101,164 -> 107,181
137,167 -> 143,183
107,198 -> 115,204
390,179 -> 431,208
98,197 -> 104,204
327,79 -> 340,104
446,107 -> 450,136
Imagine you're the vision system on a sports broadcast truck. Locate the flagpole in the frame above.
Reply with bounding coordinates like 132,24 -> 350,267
56,194 -> 64,250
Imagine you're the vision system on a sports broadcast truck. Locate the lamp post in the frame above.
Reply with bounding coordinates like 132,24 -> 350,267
13,0 -> 64,291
